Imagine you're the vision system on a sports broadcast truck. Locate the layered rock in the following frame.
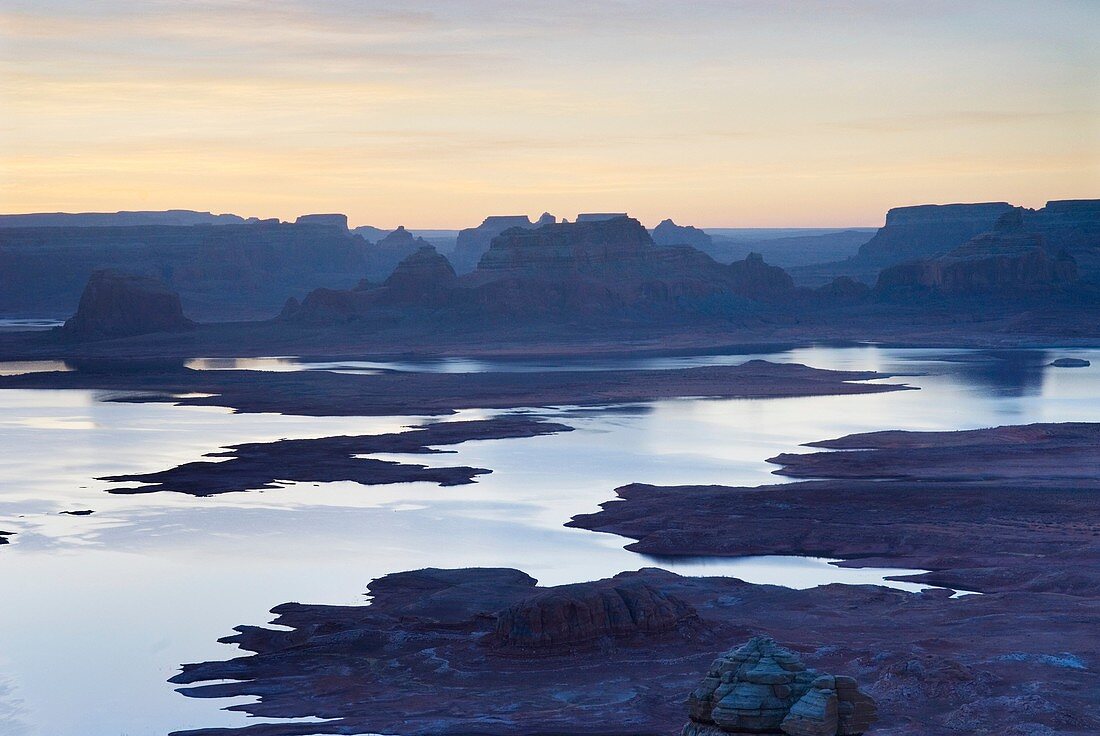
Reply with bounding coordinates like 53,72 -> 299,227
683,637 -> 876,736
287,217 -> 804,325
990,199 -> 1100,278
0,209 -> 255,228
381,245 -> 457,302
363,226 -> 434,282
856,202 -> 1015,265
0,220 -> 372,320
61,270 -> 194,339
451,212 -> 556,274
876,233 -> 1078,296
726,252 -> 796,301
652,219 -> 715,250
576,212 -> 629,222
475,216 -> 661,274
293,213 -> 349,229
490,578 -> 699,652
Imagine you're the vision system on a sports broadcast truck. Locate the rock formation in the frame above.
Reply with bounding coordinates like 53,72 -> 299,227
0,209 -> 255,228
363,226 -> 434,282
1049,357 -> 1090,368
856,202 -> 1015,265
652,218 -> 715,250
451,212 -> 556,273
990,199 -> 1100,279
683,636 -> 877,736
293,213 -> 349,229
876,233 -> 1078,296
61,270 -> 195,339
475,215 -> 663,274
381,245 -> 457,302
490,578 -> 700,652
287,217 -> 807,324
726,252 -> 796,301
0,219 -> 373,320
576,212 -> 629,222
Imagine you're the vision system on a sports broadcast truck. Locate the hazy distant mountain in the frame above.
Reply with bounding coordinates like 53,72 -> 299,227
0,209 -> 260,228
0,220 -> 372,320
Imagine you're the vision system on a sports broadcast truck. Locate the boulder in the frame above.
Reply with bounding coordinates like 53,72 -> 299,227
682,636 -> 876,736
61,270 -> 194,339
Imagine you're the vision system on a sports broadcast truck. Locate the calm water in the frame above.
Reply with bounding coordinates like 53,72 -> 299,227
0,346 -> 1098,736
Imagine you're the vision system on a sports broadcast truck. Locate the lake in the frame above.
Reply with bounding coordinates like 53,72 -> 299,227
0,345 -> 1098,736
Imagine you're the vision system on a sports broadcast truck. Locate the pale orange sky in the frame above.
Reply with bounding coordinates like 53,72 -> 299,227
1,1 -> 1097,228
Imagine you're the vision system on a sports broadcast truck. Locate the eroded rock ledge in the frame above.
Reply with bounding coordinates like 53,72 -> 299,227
569,422 -> 1100,596
168,567 -> 1099,736
0,360 -> 908,417
101,416 -> 571,495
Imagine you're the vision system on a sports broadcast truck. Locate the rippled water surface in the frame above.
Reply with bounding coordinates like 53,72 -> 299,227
0,345 -> 1098,735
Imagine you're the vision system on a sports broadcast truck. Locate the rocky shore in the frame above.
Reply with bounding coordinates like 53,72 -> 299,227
0,360 -> 908,417
102,416 -> 572,496
166,421 -> 1100,735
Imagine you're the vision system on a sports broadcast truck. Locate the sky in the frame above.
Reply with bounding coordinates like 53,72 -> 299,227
1,0 -> 1097,228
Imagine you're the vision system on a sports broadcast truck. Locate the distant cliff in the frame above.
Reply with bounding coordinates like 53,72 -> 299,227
450,213 -> 556,274
857,202 -> 1015,265
287,216 -> 802,325
0,219 -> 371,320
876,233 -> 1078,296
61,270 -> 194,339
651,219 -> 713,250
0,210 -> 257,228
362,226 -> 435,283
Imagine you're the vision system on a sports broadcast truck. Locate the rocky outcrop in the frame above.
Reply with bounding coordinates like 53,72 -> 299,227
990,199 -> 1100,279
363,226 -> 433,281
381,245 -> 457,302
293,213 -> 348,229
1049,357 -> 1090,368
287,218 -> 804,325
683,637 -> 876,736
475,216 -> 661,274
490,578 -> 700,652
856,202 -> 1015,265
653,219 -> 715,250
577,212 -> 629,222
0,220 -> 373,320
61,270 -> 195,339
451,213 -> 556,274
813,276 -> 870,302
876,233 -> 1078,296
726,253 -> 796,301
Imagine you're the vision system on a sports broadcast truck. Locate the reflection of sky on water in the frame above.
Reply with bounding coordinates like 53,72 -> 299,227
0,346 -> 1098,735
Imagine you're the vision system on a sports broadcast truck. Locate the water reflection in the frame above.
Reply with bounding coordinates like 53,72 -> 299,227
0,346 -> 1098,735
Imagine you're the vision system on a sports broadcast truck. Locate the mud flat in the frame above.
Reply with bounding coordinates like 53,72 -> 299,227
0,360 -> 908,416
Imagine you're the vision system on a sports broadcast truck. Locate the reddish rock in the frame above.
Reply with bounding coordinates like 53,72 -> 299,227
490,578 -> 700,652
